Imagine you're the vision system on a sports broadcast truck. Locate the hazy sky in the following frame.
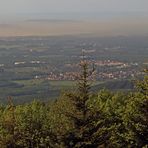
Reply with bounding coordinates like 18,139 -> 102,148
0,0 -> 148,15
0,0 -> 148,37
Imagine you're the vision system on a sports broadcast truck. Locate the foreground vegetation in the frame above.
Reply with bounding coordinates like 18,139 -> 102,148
0,61 -> 147,147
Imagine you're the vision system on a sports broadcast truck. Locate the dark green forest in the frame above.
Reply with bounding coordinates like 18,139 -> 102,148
0,61 -> 147,148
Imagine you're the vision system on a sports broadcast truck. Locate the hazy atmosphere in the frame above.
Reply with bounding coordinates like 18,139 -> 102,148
0,1 -> 148,147
0,0 -> 148,14
0,0 -> 148,36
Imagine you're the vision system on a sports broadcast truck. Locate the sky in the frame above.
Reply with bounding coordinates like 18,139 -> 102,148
0,0 -> 148,15
0,0 -> 148,37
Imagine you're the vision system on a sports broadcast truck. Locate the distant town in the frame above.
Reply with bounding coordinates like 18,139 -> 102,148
0,59 -> 142,81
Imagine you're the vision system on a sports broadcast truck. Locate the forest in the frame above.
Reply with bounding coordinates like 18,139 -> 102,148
0,60 -> 147,148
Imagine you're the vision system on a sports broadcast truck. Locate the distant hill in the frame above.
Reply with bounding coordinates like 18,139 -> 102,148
26,19 -> 81,23
93,79 -> 134,91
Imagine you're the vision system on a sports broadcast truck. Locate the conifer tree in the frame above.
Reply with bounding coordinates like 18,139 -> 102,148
62,58 -> 110,148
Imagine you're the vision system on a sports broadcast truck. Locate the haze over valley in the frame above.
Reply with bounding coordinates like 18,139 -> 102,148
0,35 -> 147,103
0,13 -> 148,37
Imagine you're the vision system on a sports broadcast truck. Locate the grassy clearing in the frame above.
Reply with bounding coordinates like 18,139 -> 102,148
49,80 -> 76,87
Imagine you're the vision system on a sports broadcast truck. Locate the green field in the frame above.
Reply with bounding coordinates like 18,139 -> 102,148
0,78 -> 134,104
0,79 -> 77,104
0,79 -> 102,104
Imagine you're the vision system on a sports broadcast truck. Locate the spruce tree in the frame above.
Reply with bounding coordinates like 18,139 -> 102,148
63,59 -> 110,148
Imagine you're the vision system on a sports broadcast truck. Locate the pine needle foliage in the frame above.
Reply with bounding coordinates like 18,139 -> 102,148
62,60 -> 110,148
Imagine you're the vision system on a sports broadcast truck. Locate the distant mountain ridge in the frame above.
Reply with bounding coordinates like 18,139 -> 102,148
26,19 -> 81,23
